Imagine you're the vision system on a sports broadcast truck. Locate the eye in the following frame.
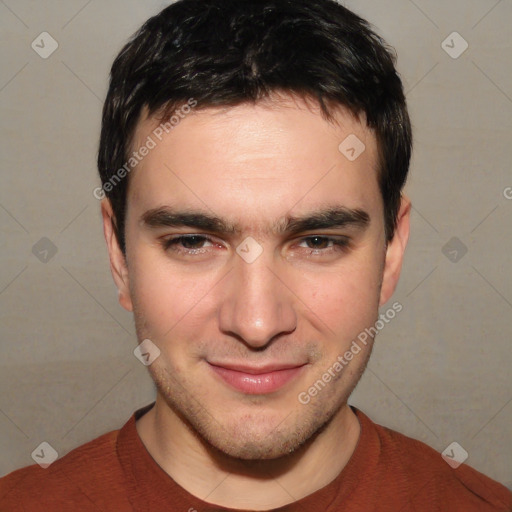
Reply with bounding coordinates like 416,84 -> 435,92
162,235 -> 215,254
296,236 -> 350,254
161,234 -> 351,259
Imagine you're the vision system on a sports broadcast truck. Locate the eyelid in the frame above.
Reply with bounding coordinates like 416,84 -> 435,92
296,235 -> 351,250
161,233 -> 351,255
162,233 -> 216,249
162,233 -> 350,244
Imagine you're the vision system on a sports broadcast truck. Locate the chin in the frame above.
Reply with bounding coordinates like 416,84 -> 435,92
190,401 -> 339,462
152,363 -> 346,461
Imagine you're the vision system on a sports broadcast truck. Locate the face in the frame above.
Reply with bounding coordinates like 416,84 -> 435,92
102,95 -> 410,460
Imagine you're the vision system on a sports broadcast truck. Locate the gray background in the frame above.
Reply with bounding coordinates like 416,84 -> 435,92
1,0 -> 511,489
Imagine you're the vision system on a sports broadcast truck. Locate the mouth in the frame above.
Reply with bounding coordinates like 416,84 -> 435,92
207,362 -> 308,395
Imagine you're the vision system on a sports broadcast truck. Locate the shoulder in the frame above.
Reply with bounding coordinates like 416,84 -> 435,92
0,428 -> 131,512
354,408 -> 512,511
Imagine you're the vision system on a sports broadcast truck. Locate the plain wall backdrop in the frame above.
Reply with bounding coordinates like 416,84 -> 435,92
1,0 -> 511,488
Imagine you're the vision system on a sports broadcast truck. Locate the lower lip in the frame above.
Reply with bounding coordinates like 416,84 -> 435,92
209,364 -> 306,394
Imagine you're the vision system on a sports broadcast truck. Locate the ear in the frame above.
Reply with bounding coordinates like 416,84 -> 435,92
379,195 -> 411,306
101,198 -> 133,312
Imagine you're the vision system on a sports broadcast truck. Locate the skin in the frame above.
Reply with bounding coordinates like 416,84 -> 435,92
101,94 -> 411,509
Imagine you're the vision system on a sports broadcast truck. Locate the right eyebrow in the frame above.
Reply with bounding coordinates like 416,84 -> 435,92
140,208 -> 238,234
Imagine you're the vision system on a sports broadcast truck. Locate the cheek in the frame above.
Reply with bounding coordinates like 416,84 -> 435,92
128,251 -> 213,338
296,254 -> 383,337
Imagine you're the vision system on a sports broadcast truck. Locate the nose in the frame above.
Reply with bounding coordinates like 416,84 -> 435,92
218,250 -> 297,349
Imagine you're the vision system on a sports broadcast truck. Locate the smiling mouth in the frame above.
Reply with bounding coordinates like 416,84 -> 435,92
208,362 -> 308,395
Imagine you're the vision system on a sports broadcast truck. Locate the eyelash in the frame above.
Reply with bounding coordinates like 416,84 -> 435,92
161,234 -> 350,256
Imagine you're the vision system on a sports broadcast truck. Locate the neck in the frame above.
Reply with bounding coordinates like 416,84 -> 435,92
136,396 -> 360,510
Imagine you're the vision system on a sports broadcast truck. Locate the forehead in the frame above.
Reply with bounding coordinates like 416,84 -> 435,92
126,96 -> 381,234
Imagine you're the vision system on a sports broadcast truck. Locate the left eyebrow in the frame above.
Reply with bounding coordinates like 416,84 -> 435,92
282,207 -> 370,236
140,205 -> 371,236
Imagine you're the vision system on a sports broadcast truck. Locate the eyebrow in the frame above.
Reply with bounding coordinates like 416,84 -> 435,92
140,205 -> 370,236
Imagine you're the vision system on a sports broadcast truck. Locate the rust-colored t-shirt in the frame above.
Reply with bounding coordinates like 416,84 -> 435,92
1,403 -> 510,511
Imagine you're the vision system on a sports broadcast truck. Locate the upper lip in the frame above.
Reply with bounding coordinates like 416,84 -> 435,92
208,362 -> 307,375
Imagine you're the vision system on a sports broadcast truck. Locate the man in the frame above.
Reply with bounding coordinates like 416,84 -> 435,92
1,0 -> 510,510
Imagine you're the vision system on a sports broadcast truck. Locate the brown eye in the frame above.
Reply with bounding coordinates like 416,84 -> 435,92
163,235 -> 213,252
303,236 -> 331,249
297,236 -> 350,253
